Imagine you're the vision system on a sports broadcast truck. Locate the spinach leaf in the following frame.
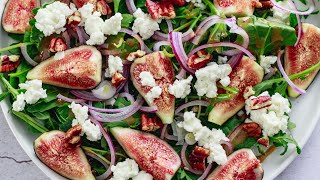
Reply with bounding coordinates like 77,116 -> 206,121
32,111 -> 51,120
172,169 -> 199,180
221,117 -> 242,135
234,137 -> 257,150
121,14 -> 134,28
12,110 -> 48,133
26,100 -> 58,113
8,33 -> 24,42
113,0 -> 121,13
114,97 -> 131,108
269,131 -> 301,155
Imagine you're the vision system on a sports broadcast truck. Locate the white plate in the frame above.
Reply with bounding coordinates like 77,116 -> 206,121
0,1 -> 319,179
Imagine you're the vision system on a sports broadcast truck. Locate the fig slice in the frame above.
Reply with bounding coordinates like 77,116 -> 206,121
284,23 -> 320,97
209,56 -> 264,125
130,51 -> 175,124
27,45 -> 102,89
207,149 -> 263,180
2,0 -> 40,33
213,0 -> 261,17
110,127 -> 181,180
34,130 -> 95,180
73,0 -> 98,8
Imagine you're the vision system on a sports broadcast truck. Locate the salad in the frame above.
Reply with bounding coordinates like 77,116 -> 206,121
0,0 -> 319,179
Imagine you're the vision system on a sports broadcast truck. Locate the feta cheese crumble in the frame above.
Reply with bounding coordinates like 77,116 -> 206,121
217,56 -> 228,64
178,111 -> 229,165
266,0 -> 292,24
111,159 -> 153,180
108,55 -> 123,76
78,3 -> 95,25
132,8 -> 160,40
186,0 -> 206,9
69,102 -> 89,126
35,2 -> 75,36
54,51 -> 65,60
260,55 -> 277,74
245,92 -> 291,137
145,86 -> 162,104
102,13 -> 123,35
169,76 -> 193,98
12,93 -> 26,112
194,63 -> 232,98
139,71 -> 156,87
132,171 -> 153,180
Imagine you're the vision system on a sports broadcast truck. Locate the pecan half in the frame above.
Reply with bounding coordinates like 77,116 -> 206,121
65,125 -> 82,147
111,72 -> 126,87
126,50 -> 146,61
68,11 -> 81,26
249,95 -> 272,110
97,0 -> 112,15
189,146 -> 210,171
187,50 -> 212,70
257,137 -> 269,146
0,55 -> 20,73
49,37 -> 67,52
243,122 -> 262,139
141,114 -> 163,132
146,0 -> 176,19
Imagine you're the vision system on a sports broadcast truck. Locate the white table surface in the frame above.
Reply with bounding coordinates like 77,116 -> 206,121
0,111 -> 319,180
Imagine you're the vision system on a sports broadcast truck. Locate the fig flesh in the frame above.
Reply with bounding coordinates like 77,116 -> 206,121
2,0 -> 40,33
27,45 -> 102,89
111,127 -> 181,180
130,51 -> 175,124
73,0 -> 97,8
207,149 -> 263,180
34,130 -> 95,180
209,56 -> 264,125
213,0 -> 261,17
285,23 -> 320,97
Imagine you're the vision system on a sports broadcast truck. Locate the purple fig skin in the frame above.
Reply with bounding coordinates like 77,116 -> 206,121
285,23 -> 320,98
2,0 -> 40,33
213,0 -> 261,17
209,56 -> 264,125
73,0 -> 97,8
207,149 -> 263,180
110,127 -> 181,180
27,45 -> 102,90
34,130 -> 95,180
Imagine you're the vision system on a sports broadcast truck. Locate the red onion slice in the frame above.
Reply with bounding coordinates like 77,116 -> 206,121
175,100 -> 210,115
57,94 -> 85,103
62,31 -> 71,48
182,29 -> 196,42
153,41 -> 170,52
287,0 -> 302,46
20,44 -> 38,66
166,19 -> 173,32
277,50 -> 306,95
181,143 -> 203,175
126,0 -> 137,14
188,42 -> 256,61
139,106 -> 158,113
227,53 -> 244,68
160,124 -> 168,139
270,0 -> 315,15
75,26 -> 86,45
71,90 -> 104,102
198,163 -> 213,180
115,64 -> 130,94
221,140 -> 234,154
120,28 -> 150,52
176,68 -> 187,80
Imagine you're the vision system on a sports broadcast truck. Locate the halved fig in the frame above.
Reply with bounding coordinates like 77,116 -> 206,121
213,0 -> 261,17
209,56 -> 264,125
34,130 -> 95,180
285,23 -> 320,97
27,45 -> 102,89
130,51 -> 175,124
2,0 -> 40,33
228,123 -> 262,147
207,149 -> 263,180
111,127 -> 181,180
73,0 -> 97,8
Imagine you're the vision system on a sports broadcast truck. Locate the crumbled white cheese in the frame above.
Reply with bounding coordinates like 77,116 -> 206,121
69,102 -> 89,126
102,13 -> 123,35
78,3 -> 95,25
35,2 -> 74,36
266,0 -> 292,24
169,76 -> 193,98
54,51 -> 65,60
185,133 -> 197,145
111,159 -> 140,180
219,76 -> 231,87
260,55 -> 277,74
245,92 -> 291,137
145,86 -> 162,104
108,55 -> 123,76
139,71 -> 156,87
217,56 -> 228,64
132,8 -> 160,40
178,111 -> 229,165
84,12 -> 106,45
132,171 -> 153,180
126,50 -> 146,61
86,31 -> 106,45
186,0 -> 206,9
194,62 -> 232,98
81,120 -> 102,141
12,93 -> 26,112
19,80 -> 47,104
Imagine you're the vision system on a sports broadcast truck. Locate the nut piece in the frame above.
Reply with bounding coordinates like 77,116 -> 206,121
49,37 -> 67,52
0,55 -> 20,72
126,50 -> 146,61
97,0 -> 112,15
65,125 -> 82,147
111,72 -> 126,87
146,0 -> 176,19
170,0 -> 186,6
141,114 -> 163,132
258,0 -> 273,9
243,122 -> 262,139
243,86 -> 256,99
188,50 -> 212,70
67,11 -> 81,26
189,146 -> 210,171
249,95 -> 272,110
257,137 -> 269,146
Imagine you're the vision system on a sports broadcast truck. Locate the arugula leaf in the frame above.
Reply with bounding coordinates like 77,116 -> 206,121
289,14 -> 298,28
269,131 -> 301,155
0,92 -> 10,101
32,111 -> 51,120
114,97 -> 131,108
26,100 -> 58,113
234,137 -> 257,150
12,110 -> 48,133
173,169 -> 199,180
113,0 -> 121,13
221,117 -> 242,135
121,14 -> 134,28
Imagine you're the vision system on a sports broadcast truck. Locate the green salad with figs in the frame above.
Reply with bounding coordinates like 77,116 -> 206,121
0,0 -> 319,179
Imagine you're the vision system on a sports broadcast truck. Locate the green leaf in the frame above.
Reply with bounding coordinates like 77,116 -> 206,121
32,111 -> 51,120
42,87 -> 59,103
12,110 -> 48,133
269,131 -> 301,155
8,34 -> 24,42
0,92 -> 10,101
289,14 -> 298,28
173,169 -> 199,180
114,97 -> 131,108
234,137 -> 257,150
121,14 -> 134,28
26,100 -> 58,113
287,121 -> 296,130
113,0 -> 121,13
221,117 -> 242,135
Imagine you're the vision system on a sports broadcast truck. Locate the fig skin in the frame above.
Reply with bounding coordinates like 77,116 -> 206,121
111,127 -> 181,180
73,0 -> 98,8
130,51 -> 175,124
2,0 -> 40,33
207,149 -> 264,180
34,130 -> 95,180
27,45 -> 102,90
285,23 -> 320,98
209,56 -> 264,125
213,0 -> 261,17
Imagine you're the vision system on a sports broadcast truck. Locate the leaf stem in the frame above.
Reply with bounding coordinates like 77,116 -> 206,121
12,111 -> 48,133
0,43 -> 35,53
0,74 -> 19,99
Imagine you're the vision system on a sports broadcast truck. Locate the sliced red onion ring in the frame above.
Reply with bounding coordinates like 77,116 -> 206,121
62,31 -> 71,48
57,94 -> 85,103
175,100 -> 210,115
100,49 -> 122,56
84,151 -> 110,179
92,80 -> 116,100
227,53 -> 244,69
188,42 -> 256,61
115,64 -> 130,94
287,0 -> 302,46
20,44 -> 38,66
126,0 -> 137,14
277,50 -> 306,95
169,32 -> 195,74
198,163 -> 213,180
164,125 -> 178,141
176,69 -> 187,80
263,67 -> 277,80
160,124 -> 168,139
124,82 -> 129,93
75,26 -> 86,45
181,143 -> 203,175
120,28 -> 150,52
139,106 -> 158,113
182,29 -> 196,42
79,26 -> 90,40
91,118 -> 116,180
153,29 -> 196,43
221,140 -> 234,154
166,19 -> 173,32
153,41 -> 170,52
152,33 -> 168,41
71,90 -> 104,102
119,92 -> 135,103
270,0 -> 315,15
